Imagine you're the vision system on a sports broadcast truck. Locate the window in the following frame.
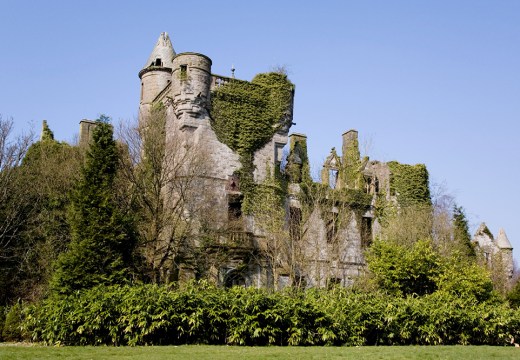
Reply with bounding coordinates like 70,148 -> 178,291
180,64 -> 187,80
329,169 -> 338,189
327,277 -> 342,289
154,58 -> 162,66
228,194 -> 243,231
361,216 -> 372,248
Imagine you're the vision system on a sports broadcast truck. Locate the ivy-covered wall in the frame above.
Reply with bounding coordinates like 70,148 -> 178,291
210,72 -> 294,157
387,161 -> 431,206
209,72 -> 294,213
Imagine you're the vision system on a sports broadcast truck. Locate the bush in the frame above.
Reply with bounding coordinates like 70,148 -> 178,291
2,303 -> 24,342
0,306 -> 5,342
507,279 -> 520,308
22,283 -> 520,346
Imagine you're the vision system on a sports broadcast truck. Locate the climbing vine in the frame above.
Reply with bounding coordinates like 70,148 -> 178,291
210,72 -> 294,211
210,72 -> 293,157
387,161 -> 431,206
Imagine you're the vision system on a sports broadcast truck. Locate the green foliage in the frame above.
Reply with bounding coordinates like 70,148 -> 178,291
22,283 -> 520,346
40,120 -> 54,141
210,72 -> 293,157
507,279 -> 520,308
50,117 -> 136,295
452,205 -> 475,258
387,161 -> 431,206
210,72 -> 293,209
2,303 -> 25,342
367,239 -> 441,296
340,137 -> 364,189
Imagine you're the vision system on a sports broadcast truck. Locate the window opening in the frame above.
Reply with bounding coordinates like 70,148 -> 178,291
329,169 -> 338,189
327,277 -> 342,289
228,194 -> 243,231
180,64 -> 187,80
361,216 -> 372,248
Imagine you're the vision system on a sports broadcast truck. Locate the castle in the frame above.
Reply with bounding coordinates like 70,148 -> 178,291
126,32 -> 513,288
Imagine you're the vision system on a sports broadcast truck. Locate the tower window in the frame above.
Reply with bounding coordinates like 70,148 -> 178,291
154,58 -> 162,66
180,65 -> 187,80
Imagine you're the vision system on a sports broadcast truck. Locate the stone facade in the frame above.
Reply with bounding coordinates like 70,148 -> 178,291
472,224 -> 514,282
135,32 -> 514,288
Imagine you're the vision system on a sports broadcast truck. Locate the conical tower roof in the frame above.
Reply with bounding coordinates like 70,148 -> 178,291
474,222 -> 493,238
143,32 -> 175,70
496,228 -> 513,249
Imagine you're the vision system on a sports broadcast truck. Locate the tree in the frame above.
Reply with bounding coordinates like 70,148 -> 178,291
0,115 -> 34,304
16,123 -> 82,300
117,106 -> 212,283
452,205 -> 475,258
366,238 -> 441,296
50,116 -> 136,295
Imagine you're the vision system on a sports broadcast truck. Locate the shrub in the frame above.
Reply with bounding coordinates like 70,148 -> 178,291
22,283 -> 520,346
2,303 -> 24,342
0,306 -> 5,342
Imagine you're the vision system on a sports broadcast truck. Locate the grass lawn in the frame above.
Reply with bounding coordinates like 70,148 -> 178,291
0,344 -> 518,360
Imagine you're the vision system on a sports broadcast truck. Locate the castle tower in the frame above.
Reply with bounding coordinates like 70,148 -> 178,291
496,228 -> 514,281
138,32 -> 176,122
170,52 -> 212,129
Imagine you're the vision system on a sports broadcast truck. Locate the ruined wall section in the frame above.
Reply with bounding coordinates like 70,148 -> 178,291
301,208 -> 366,288
253,132 -> 288,182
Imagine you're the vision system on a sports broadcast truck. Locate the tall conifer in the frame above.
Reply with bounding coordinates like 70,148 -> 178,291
51,116 -> 135,294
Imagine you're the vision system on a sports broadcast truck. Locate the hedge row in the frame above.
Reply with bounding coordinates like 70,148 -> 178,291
20,283 -> 520,346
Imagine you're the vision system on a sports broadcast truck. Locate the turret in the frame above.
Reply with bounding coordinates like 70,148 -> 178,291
138,32 -> 175,121
496,228 -> 514,281
170,52 -> 212,128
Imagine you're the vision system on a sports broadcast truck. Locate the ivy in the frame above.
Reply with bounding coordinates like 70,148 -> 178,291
210,72 -> 294,210
387,161 -> 431,206
210,72 -> 293,157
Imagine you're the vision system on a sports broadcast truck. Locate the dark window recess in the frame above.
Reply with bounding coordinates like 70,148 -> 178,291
327,277 -> 342,289
226,173 -> 240,192
361,216 -> 372,248
289,207 -> 302,241
180,64 -> 187,79
224,269 -> 246,288
228,194 -> 243,230
326,212 -> 339,243
154,58 -> 162,66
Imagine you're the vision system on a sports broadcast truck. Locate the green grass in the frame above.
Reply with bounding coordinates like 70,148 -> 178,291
0,344 -> 518,360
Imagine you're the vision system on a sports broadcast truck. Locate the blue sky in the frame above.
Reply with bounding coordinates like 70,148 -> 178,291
1,0 -> 519,263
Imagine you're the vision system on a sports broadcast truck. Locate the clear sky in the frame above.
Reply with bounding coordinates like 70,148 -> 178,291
1,0 -> 519,263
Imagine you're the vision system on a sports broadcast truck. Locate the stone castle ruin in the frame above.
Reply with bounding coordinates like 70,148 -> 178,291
83,32 -> 514,288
